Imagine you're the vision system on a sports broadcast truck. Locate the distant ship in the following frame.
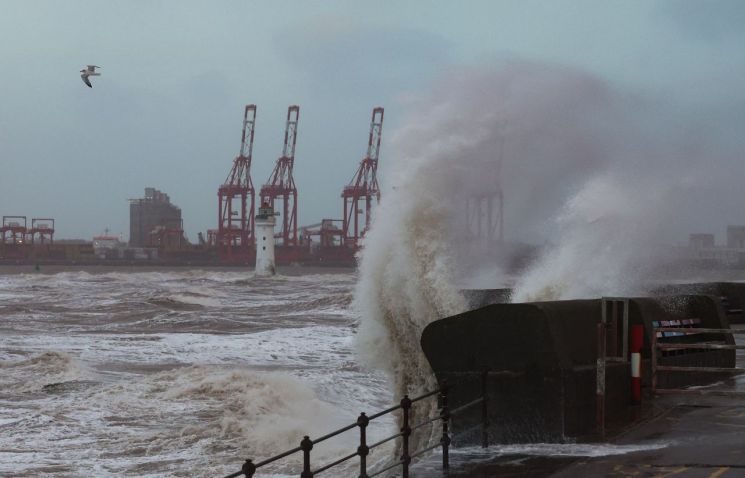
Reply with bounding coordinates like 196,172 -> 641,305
92,229 -> 124,258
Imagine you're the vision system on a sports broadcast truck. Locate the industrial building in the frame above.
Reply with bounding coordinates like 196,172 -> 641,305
689,233 -> 715,249
129,188 -> 185,248
726,225 -> 745,249
687,227 -> 745,266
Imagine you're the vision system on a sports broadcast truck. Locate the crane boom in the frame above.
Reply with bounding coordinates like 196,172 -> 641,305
342,107 -> 384,247
260,105 -> 301,247
217,105 -> 257,262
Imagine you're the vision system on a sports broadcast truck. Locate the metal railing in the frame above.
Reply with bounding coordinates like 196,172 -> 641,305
221,372 -> 491,478
651,326 -> 745,396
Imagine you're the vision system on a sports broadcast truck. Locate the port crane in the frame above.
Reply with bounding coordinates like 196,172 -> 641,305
466,121 -> 505,243
342,107 -> 384,247
260,105 -> 300,246
217,104 -> 257,260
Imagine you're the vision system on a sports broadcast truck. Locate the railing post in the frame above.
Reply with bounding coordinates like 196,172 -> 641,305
300,436 -> 314,478
651,328 -> 658,395
596,322 -> 607,439
481,370 -> 489,448
242,459 -> 256,477
400,395 -> 412,478
630,324 -> 644,404
440,381 -> 451,470
357,412 -> 370,478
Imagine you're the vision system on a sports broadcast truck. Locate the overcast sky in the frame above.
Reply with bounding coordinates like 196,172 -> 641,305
1,1 -> 743,241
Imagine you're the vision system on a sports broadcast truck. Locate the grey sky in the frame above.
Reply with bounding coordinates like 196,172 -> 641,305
0,1 -> 743,241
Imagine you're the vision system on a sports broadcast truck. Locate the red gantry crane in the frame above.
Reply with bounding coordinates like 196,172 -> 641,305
29,218 -> 55,245
342,107 -> 384,247
466,122 -> 504,244
1,216 -> 27,245
0,216 -> 29,260
466,192 -> 503,242
260,105 -> 300,248
217,105 -> 257,261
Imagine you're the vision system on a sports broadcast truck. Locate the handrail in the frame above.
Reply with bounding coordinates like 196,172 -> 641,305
410,441 -> 443,459
311,422 -> 358,445
368,458 -> 405,477
450,396 -> 484,416
255,446 -> 302,468
220,372 -> 492,478
654,327 -> 745,334
652,325 -> 744,396
656,365 -> 745,373
367,431 -> 403,450
410,414 -> 443,433
312,450 -> 359,475
366,403 -> 401,421
657,343 -> 745,350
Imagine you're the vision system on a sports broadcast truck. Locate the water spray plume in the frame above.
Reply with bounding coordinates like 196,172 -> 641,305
355,60 -> 743,435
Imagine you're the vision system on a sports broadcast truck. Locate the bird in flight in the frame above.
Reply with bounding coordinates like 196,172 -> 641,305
80,65 -> 101,88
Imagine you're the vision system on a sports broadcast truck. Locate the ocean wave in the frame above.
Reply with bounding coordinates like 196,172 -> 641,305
88,365 -> 355,473
0,270 -> 362,476
0,351 -> 89,393
146,297 -> 206,310
168,293 -> 222,308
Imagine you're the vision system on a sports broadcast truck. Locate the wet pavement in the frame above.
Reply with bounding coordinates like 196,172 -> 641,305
550,399 -> 745,478
412,396 -> 745,478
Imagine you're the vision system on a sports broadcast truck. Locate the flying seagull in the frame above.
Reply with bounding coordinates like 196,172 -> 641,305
80,65 -> 101,88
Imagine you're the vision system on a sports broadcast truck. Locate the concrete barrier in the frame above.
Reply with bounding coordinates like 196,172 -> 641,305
420,295 -> 734,445
653,282 -> 745,324
460,288 -> 512,309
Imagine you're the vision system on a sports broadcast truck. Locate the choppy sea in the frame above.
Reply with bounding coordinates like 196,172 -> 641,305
1,268 -> 703,478
0,269 -> 393,477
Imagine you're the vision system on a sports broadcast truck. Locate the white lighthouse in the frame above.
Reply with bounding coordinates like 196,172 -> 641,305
255,202 -> 278,276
